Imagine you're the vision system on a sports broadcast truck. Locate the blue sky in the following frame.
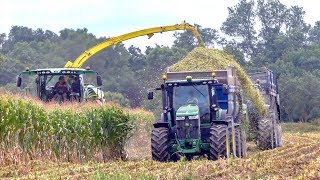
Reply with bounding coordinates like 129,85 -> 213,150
0,0 -> 319,49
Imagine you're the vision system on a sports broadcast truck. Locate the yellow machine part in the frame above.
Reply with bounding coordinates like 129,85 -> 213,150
64,22 -> 205,68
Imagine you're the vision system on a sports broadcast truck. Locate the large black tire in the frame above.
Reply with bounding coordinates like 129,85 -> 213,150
151,127 -> 170,162
209,124 -> 228,160
257,97 -> 284,150
257,117 -> 273,150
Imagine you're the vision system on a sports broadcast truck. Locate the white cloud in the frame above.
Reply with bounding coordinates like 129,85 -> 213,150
0,0 -> 117,32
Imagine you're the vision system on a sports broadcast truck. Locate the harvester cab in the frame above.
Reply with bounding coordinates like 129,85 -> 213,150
17,67 -> 104,102
148,67 -> 247,161
248,69 -> 283,149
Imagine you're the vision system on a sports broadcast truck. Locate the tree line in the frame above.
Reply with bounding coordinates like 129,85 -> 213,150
0,0 -> 319,122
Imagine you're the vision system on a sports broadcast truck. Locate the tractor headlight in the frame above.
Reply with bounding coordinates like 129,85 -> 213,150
176,116 -> 185,120
188,115 -> 199,119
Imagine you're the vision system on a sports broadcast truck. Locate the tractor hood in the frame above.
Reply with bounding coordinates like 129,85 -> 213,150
176,104 -> 199,117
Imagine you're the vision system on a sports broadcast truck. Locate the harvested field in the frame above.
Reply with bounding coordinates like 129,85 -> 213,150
1,126 -> 319,179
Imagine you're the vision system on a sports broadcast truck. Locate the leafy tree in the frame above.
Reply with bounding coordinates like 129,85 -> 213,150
309,21 -> 320,44
280,44 -> 320,73
104,91 -> 130,107
285,6 -> 307,32
222,0 -> 309,66
0,33 -> 5,47
200,28 -> 219,48
128,45 -> 147,72
279,73 -> 320,122
1,26 -> 58,53
173,25 -> 219,51
7,42 -> 42,67
223,44 -> 247,67
0,54 -> 23,85
221,0 -> 256,58
268,42 -> 320,122
257,0 -> 287,39
8,26 -> 34,42
0,53 -> 6,66
58,28 -> 99,62
173,30 -> 195,51
140,46 -> 187,111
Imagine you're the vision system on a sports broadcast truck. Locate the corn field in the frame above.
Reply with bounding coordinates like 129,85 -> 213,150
1,124 -> 319,179
0,92 -> 154,165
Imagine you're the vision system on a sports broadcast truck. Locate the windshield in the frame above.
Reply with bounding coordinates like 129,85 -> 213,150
173,85 -> 210,122
40,75 -> 78,89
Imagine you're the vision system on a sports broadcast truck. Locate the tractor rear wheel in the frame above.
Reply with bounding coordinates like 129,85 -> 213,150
209,124 -> 228,160
151,127 -> 170,162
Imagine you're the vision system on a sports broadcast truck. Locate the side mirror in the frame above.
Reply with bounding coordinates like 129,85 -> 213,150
97,75 -> 102,86
222,84 -> 228,95
147,91 -> 154,100
16,76 -> 22,87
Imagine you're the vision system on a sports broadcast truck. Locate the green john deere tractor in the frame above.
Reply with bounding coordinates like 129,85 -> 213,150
148,67 -> 247,161
16,67 -> 104,103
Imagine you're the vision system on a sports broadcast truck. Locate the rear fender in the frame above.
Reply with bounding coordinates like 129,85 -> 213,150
211,120 -> 229,126
212,116 -> 240,127
153,122 -> 170,128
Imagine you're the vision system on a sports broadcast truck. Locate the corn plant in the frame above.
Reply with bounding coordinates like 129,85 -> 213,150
0,93 -> 144,164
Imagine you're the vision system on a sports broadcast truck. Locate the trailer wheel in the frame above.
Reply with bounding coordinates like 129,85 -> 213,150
209,124 -> 228,160
257,116 -> 273,150
151,127 -> 170,162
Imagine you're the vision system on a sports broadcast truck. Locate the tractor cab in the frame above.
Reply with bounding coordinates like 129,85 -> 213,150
17,67 -> 103,102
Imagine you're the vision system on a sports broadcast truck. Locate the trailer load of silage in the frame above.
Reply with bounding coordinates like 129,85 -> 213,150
170,47 -> 266,116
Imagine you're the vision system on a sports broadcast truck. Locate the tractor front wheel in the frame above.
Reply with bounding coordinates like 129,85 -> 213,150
209,124 -> 228,160
151,127 -> 170,162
